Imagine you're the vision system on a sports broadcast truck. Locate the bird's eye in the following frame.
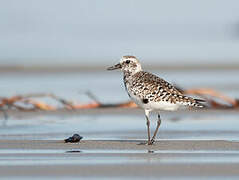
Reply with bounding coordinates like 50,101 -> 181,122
125,60 -> 130,64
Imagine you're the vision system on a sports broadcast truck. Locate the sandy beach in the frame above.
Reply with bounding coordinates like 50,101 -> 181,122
1,139 -> 239,151
0,139 -> 239,178
0,108 -> 238,179
0,70 -> 238,179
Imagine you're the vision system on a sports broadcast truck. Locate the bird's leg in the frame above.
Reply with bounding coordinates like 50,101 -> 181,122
145,110 -> 152,145
150,114 -> 161,144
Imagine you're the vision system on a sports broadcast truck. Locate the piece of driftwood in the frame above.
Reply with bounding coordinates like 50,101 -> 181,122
0,88 -> 238,119
182,88 -> 239,108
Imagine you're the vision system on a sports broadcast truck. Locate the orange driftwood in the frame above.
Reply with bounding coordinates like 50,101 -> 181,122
183,88 -> 238,108
0,94 -> 73,111
24,100 -> 56,111
0,96 -> 22,107
72,103 -> 100,109
117,101 -> 137,108
71,101 -> 137,109
0,87 -> 238,114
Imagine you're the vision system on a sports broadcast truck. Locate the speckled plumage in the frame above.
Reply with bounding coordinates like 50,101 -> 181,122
124,71 -> 203,110
107,55 -> 204,145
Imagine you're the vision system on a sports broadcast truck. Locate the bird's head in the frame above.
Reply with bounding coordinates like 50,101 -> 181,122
107,55 -> 142,75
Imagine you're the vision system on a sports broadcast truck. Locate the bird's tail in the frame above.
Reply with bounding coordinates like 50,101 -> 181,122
177,95 -> 206,108
191,98 -> 206,108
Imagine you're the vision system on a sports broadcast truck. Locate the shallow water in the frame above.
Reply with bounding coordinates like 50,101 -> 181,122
0,110 -> 239,141
0,69 -> 238,140
0,70 -> 239,179
0,151 -> 239,166
0,69 -> 238,103
0,145 -> 239,179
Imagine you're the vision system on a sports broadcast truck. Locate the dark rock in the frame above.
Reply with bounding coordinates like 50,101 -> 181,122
64,134 -> 83,143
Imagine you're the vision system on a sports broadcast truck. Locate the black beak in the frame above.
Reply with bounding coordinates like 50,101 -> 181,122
107,63 -> 122,70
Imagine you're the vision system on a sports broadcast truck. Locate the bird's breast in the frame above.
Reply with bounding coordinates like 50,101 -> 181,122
127,89 -> 180,111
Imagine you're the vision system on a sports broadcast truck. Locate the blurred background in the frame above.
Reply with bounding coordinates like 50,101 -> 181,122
1,2 -> 239,178
0,0 -> 238,103
1,0 -> 239,68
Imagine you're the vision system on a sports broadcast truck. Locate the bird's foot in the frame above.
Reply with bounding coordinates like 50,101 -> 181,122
137,140 -> 153,145
137,139 -> 156,145
150,139 -> 156,145
147,142 -> 153,145
145,140 -> 155,145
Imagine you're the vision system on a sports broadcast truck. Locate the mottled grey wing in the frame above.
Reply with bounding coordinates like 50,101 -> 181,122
132,71 -> 204,107
142,72 -> 183,95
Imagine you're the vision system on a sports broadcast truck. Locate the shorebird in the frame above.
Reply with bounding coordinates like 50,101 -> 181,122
107,55 -> 204,145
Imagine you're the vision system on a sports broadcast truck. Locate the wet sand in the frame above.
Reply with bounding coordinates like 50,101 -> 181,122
0,139 -> 239,151
0,139 -> 239,179
0,108 -> 239,179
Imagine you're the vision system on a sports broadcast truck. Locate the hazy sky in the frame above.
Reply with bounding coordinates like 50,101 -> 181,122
1,0 -> 239,66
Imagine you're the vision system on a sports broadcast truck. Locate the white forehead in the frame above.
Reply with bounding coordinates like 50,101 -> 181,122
120,56 -> 138,63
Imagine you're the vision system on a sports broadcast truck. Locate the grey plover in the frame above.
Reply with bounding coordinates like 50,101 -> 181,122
107,55 -> 204,145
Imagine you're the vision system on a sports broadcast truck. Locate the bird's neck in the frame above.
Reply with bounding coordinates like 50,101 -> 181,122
123,69 -> 142,78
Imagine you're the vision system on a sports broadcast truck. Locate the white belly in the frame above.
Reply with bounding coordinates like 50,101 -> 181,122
129,91 -> 180,111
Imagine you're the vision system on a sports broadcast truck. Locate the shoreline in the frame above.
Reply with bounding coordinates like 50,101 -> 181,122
1,108 -> 238,119
0,139 -> 239,178
0,64 -> 239,73
0,139 -> 238,151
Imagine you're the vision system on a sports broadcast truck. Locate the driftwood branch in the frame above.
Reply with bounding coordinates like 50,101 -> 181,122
0,87 -> 238,119
182,88 -> 239,108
